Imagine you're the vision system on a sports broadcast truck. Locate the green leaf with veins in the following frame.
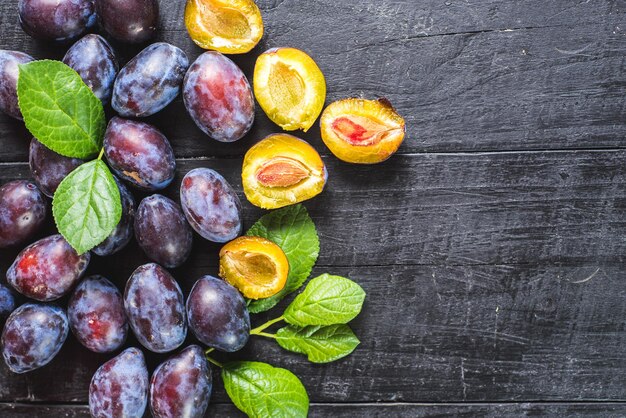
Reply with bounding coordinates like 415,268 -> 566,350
52,160 -> 121,254
246,204 -> 319,313
276,324 -> 360,363
17,60 -> 105,158
222,361 -> 309,418
283,274 -> 366,327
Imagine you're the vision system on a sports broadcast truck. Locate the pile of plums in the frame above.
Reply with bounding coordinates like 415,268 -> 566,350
0,0 -> 259,417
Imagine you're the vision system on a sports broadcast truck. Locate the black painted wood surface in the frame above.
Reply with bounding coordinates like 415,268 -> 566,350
1,0 -> 625,416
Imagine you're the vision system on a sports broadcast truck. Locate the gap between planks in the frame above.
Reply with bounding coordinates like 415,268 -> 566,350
1,401 -> 626,407
2,147 -> 626,166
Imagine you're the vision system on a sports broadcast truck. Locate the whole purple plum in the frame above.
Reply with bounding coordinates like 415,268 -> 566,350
112,43 -> 188,117
150,345 -> 212,418
186,276 -> 250,352
104,117 -> 176,191
180,168 -> 242,243
96,0 -> 158,44
183,51 -> 255,142
0,285 -> 16,322
93,177 -> 135,256
124,263 -> 186,353
0,50 -> 33,119
135,195 -> 193,268
29,138 -> 83,197
89,347 -> 149,418
0,180 -> 47,249
7,234 -> 90,301
68,276 -> 127,353
1,303 -> 69,373
18,0 -> 96,42
63,34 -> 118,103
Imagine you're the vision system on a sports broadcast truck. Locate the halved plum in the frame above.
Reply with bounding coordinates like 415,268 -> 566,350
253,47 -> 326,132
320,98 -> 405,164
185,0 -> 263,54
242,133 -> 327,209
219,236 -> 289,299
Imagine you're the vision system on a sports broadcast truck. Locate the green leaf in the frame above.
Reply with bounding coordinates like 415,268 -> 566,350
222,361 -> 309,418
246,204 -> 319,313
276,324 -> 360,363
52,160 -> 122,254
283,274 -> 365,327
17,60 -> 105,159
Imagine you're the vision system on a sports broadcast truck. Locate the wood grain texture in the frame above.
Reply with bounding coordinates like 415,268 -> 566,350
3,149 -> 626,268
2,402 -> 626,418
1,154 -> 625,403
0,0 -> 625,162
1,263 -> 624,403
0,0 -> 625,415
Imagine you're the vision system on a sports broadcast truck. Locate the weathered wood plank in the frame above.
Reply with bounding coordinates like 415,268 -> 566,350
0,0 -> 625,161
2,402 -> 626,418
2,150 -> 626,268
1,262 -> 625,403
1,151 -> 624,402
0,0 -> 624,411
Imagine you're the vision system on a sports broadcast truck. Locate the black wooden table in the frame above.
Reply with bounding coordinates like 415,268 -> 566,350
1,0 -> 626,416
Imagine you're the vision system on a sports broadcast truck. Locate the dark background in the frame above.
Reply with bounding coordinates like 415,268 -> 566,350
1,0 -> 626,416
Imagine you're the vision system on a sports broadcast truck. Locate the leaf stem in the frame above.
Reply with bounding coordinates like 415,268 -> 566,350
205,347 -> 215,355
97,147 -> 104,160
255,332 -> 276,339
206,355 -> 223,368
250,315 -> 285,335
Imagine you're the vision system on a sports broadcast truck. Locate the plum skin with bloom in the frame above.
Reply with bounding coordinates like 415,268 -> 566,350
150,345 -> 213,418
63,34 -> 119,103
104,117 -> 176,191
112,43 -> 189,117
0,285 -> 15,322
124,263 -> 187,353
18,0 -> 96,42
89,347 -> 149,418
180,168 -> 243,243
1,303 -> 69,373
183,51 -> 255,142
134,195 -> 193,268
0,50 -> 34,119
96,0 -> 159,44
0,179 -> 47,248
68,276 -> 128,353
6,234 -> 90,301
29,138 -> 84,198
186,276 -> 250,352
93,177 -> 135,257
